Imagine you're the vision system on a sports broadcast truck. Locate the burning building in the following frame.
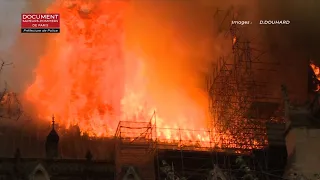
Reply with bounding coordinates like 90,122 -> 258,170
0,4 -> 288,180
1,0 -> 320,180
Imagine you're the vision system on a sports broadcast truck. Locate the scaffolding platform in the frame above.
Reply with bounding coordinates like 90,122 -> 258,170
115,121 -> 155,180
114,117 -> 286,180
206,8 -> 285,154
113,8 -> 287,180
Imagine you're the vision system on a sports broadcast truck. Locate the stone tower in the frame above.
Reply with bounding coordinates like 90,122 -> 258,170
45,115 -> 59,158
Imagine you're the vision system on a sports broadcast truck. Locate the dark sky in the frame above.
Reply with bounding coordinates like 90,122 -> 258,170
256,0 -> 320,100
258,0 -> 320,61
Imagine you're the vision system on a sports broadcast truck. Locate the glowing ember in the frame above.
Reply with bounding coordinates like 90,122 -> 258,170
232,36 -> 237,45
24,0 -> 216,148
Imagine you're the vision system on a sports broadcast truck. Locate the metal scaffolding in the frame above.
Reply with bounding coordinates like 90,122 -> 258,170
114,120 -> 156,180
114,7 -> 287,180
206,8 -> 282,150
114,118 -> 287,180
114,117 -> 257,153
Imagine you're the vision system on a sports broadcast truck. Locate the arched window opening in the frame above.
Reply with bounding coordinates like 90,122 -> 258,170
34,170 -> 47,180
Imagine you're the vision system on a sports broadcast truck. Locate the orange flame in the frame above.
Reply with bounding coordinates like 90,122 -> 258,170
310,61 -> 320,91
24,0 -> 265,151
24,0 -> 219,148
232,36 -> 237,45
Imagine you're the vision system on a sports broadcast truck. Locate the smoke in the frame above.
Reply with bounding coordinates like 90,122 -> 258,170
122,0 -> 320,115
0,0 -> 26,90
0,0 -> 318,123
0,0 -> 53,93
0,0 -> 53,127
258,0 -> 320,58
124,0 -> 259,83
124,1 -> 216,127
0,1 -> 26,51
122,0 -> 260,127
256,0 -> 320,101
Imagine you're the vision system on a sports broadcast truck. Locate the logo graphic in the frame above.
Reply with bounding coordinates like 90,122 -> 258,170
21,13 -> 60,33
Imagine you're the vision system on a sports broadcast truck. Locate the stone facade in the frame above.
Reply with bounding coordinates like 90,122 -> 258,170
285,127 -> 320,179
283,92 -> 320,180
0,158 -> 114,180
0,117 -> 115,180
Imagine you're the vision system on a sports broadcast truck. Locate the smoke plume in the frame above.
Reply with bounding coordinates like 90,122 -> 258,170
257,0 -> 320,101
0,0 -> 319,124
0,0 -> 53,93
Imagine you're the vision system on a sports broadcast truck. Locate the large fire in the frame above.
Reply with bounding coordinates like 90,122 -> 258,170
24,0 -> 216,147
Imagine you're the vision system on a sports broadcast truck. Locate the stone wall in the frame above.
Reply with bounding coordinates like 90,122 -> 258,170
285,128 -> 320,179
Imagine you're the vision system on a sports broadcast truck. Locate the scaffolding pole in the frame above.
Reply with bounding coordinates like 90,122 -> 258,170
207,8 -> 282,151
